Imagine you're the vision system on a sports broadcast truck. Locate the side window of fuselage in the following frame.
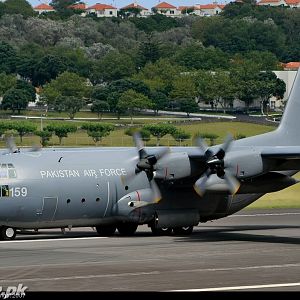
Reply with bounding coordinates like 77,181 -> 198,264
0,185 -> 9,197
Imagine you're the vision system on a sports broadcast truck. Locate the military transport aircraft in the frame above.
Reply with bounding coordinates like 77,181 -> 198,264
0,71 -> 299,240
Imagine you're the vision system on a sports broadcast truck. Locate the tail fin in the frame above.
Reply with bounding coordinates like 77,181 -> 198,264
237,70 -> 300,147
277,70 -> 300,143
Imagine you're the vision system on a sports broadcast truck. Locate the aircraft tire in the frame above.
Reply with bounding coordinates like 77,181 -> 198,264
96,225 -> 116,236
117,223 -> 138,236
172,226 -> 194,235
0,226 -> 16,240
150,226 -> 172,236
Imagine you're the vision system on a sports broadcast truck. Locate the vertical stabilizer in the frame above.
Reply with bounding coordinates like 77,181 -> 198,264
277,70 -> 300,143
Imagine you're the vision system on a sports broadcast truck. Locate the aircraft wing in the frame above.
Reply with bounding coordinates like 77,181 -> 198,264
261,146 -> 300,171
261,146 -> 300,159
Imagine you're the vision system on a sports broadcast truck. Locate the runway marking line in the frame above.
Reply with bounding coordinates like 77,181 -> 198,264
0,236 -> 107,244
0,263 -> 299,283
230,212 -> 300,217
171,282 -> 300,291
0,271 -> 160,283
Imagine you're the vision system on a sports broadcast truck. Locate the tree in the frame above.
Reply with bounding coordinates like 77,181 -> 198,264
15,80 -> 36,103
177,98 -> 199,117
150,90 -> 169,115
174,44 -> 230,70
0,73 -> 17,97
81,123 -> 114,145
0,42 -> 16,74
209,72 -> 236,112
125,127 -> 151,142
91,100 -> 110,119
35,130 -> 53,147
117,89 -> 153,125
172,129 -> 191,145
1,0 -> 35,17
256,71 -> 286,115
42,71 -> 90,119
50,0 -> 79,16
119,7 -> 142,18
56,95 -> 86,119
1,88 -> 29,114
32,55 -> 66,86
137,38 -> 161,68
92,52 -> 135,83
10,121 -> 37,144
135,58 -> 185,94
195,132 -> 219,146
143,123 -> 177,146
45,123 -> 77,145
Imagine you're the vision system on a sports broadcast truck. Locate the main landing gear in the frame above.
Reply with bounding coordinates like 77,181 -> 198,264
0,226 -> 16,240
150,223 -> 194,236
95,223 -> 138,237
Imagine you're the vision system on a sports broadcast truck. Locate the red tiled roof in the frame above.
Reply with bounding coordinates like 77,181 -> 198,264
87,3 -> 116,10
121,3 -> 148,10
34,3 -> 55,10
258,0 -> 281,3
200,4 -> 220,9
285,0 -> 300,4
178,6 -> 195,11
155,2 -> 177,9
284,62 -> 300,69
69,3 -> 86,10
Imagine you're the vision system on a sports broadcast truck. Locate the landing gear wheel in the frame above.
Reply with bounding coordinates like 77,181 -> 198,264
117,223 -> 138,236
0,226 -> 16,240
173,226 -> 194,235
150,225 -> 172,236
96,225 -> 116,236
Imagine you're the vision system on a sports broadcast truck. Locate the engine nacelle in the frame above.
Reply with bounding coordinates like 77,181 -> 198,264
155,152 -> 191,180
225,149 -> 264,179
114,188 -> 158,217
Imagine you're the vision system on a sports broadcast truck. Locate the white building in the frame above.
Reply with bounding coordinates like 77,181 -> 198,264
33,3 -> 55,14
196,3 -> 225,17
153,1 -> 179,17
86,3 -> 118,17
120,2 -> 151,17
258,0 -> 300,7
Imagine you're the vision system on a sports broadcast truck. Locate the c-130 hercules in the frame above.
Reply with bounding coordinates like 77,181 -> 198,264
0,71 -> 299,240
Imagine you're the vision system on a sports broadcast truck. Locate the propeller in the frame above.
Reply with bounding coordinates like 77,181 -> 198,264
4,135 -> 41,154
131,132 -> 169,180
194,134 -> 240,196
120,132 -> 169,205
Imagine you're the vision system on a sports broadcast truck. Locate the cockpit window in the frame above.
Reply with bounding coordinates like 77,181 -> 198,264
0,164 -> 17,179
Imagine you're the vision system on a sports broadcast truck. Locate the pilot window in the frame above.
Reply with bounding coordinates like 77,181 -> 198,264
0,185 -> 9,197
0,164 -> 17,179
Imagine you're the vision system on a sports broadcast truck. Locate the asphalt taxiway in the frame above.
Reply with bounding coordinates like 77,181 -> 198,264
0,209 -> 299,292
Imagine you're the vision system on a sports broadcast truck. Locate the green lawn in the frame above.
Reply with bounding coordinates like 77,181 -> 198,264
247,173 -> 300,209
4,121 -> 276,147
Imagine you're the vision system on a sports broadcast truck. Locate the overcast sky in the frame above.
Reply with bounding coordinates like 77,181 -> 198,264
28,1 -> 227,9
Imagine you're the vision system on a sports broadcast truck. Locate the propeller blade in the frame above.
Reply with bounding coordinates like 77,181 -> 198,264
224,172 -> 240,195
154,147 -> 170,161
149,179 -> 162,203
5,136 -> 18,153
195,137 -> 209,155
193,170 -> 211,196
217,134 -> 233,160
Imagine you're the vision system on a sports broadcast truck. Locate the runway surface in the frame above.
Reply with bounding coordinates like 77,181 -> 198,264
0,208 -> 300,292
